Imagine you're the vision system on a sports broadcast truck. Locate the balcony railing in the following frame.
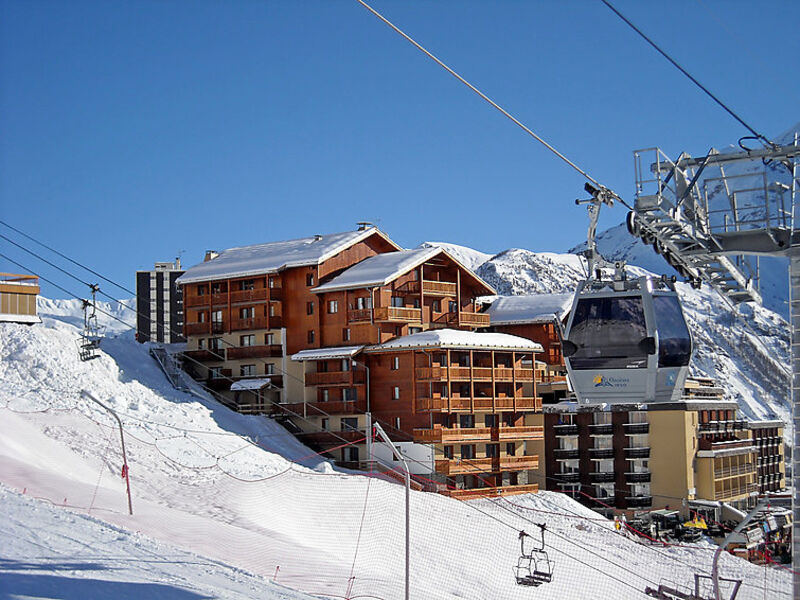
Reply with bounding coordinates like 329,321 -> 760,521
624,447 -> 650,459
698,439 -> 754,452
348,309 -> 373,323
373,306 -> 422,323
413,426 -> 542,444
625,472 -> 652,483
555,472 -> 581,483
230,288 -> 269,303
277,400 -> 366,416
590,472 -> 616,483
589,423 -> 614,435
553,448 -> 579,460
434,455 -> 538,476
185,322 -> 210,335
210,292 -> 228,306
422,280 -> 458,296
624,423 -> 650,435
589,448 -> 615,459
414,366 -> 534,382
183,349 -> 225,362
625,496 -> 653,508
714,463 -> 756,479
305,370 -> 366,386
226,344 -> 282,360
441,483 -> 539,500
714,483 -> 759,500
230,316 -> 269,331
185,295 -> 210,308
553,423 -> 579,436
415,396 -> 541,412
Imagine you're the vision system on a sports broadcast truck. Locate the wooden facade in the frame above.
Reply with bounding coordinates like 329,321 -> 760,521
177,228 -> 544,498
0,273 -> 40,324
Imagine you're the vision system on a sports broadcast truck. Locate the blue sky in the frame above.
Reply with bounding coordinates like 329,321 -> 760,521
1,0 -> 798,299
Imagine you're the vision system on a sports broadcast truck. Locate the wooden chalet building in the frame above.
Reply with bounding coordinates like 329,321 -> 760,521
176,226 -> 545,497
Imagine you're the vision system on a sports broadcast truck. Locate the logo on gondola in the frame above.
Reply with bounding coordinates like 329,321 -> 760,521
593,374 -> 630,388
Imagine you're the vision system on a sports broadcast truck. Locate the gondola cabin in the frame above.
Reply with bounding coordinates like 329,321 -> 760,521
561,275 -> 691,404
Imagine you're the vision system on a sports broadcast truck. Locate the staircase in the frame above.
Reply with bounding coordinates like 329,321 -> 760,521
149,345 -> 191,391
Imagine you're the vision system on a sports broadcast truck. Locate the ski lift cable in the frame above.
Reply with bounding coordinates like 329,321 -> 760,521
354,0 -> 628,208
0,219 -> 137,297
599,0 -> 774,149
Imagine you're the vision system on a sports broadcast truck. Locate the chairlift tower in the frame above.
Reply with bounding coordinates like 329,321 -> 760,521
628,136 -> 800,595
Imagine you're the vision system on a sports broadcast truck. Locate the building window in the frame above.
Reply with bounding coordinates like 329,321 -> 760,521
391,356 -> 400,370
393,386 -> 400,400
485,414 -> 498,428
443,446 -> 454,459
342,417 -> 359,432
391,296 -> 403,308
211,310 -> 223,323
343,328 -> 350,341
448,301 -> 457,313
345,446 -> 359,462
269,304 -> 276,317
356,296 -> 372,309
461,445 -> 475,460
197,285 -> 207,296
209,337 -> 223,350
198,338 -> 207,349
240,364 -> 256,377
344,388 -> 358,402
209,366 -> 223,378
394,417 -> 401,429
340,358 -> 350,371
328,300 -> 338,314
486,444 -> 499,458
306,273 -> 315,287
265,333 -> 274,345
321,417 -> 329,431
240,335 -> 255,346
432,299 -> 441,313
240,279 -> 255,291
459,414 -> 475,429
265,363 -> 275,375
308,330 -> 315,343
506,443 -> 516,456
240,307 -> 254,319
322,389 -> 329,402
268,277 -> 276,289
211,282 -> 224,294
307,302 -> 315,315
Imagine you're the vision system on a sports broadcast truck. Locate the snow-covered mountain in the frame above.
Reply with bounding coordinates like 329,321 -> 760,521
0,297 -> 787,599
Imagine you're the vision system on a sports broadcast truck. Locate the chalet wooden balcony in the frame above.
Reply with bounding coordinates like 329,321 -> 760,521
413,425 -> 545,444
210,292 -> 228,306
183,349 -> 225,362
432,311 -> 490,328
415,367 -> 535,382
416,396 -> 541,413
185,322 -> 212,335
297,429 -> 366,446
185,295 -> 210,308
442,483 -> 538,500
373,306 -> 422,323
276,400 -> 367,416
305,370 -> 366,386
434,455 -> 539,476
226,344 -> 282,360
230,316 -> 269,331
230,288 -> 269,303
422,280 -> 457,296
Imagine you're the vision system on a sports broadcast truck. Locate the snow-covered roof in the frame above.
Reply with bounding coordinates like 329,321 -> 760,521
291,345 -> 365,361
176,228 -> 399,285
0,313 -> 41,324
366,329 -> 542,353
230,378 -> 273,391
485,293 -> 573,325
312,247 -> 440,293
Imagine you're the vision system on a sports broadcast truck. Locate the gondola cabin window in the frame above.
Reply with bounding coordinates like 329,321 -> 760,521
567,295 -> 647,369
652,295 -> 692,367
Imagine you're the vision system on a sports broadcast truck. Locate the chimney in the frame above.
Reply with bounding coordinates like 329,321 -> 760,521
313,235 -> 323,241
204,250 -> 219,262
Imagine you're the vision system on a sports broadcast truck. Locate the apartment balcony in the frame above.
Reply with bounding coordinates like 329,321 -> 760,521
305,370 -> 366,386
432,311 -> 490,328
714,483 -> 759,501
205,369 -> 233,390
555,472 -> 581,483
624,447 -> 650,459
589,448 -> 615,459
183,349 -> 225,362
228,288 -> 269,304
441,483 -> 539,500
434,455 -> 538,476
297,429 -> 366,446
415,366 -> 533,382
414,425 -> 542,444
698,420 -> 747,433
497,425 -> 544,441
373,306 -> 422,323
625,472 -> 652,483
210,292 -> 228,306
624,423 -> 650,435
714,463 -> 756,479
415,396 -> 541,413
698,438 -> 754,452
277,400 -> 366,416
590,472 -> 616,483
588,424 -> 614,435
226,344 -> 283,360
553,448 -> 580,460
625,496 -> 653,509
553,423 -> 579,436
185,322 -> 212,335
185,295 -> 210,308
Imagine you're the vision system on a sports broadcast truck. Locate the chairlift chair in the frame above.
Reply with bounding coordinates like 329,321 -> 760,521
513,524 -> 554,587
77,285 -> 105,361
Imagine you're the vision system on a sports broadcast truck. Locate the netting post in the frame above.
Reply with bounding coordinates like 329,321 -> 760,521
373,422 -> 409,600
81,390 -> 133,515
